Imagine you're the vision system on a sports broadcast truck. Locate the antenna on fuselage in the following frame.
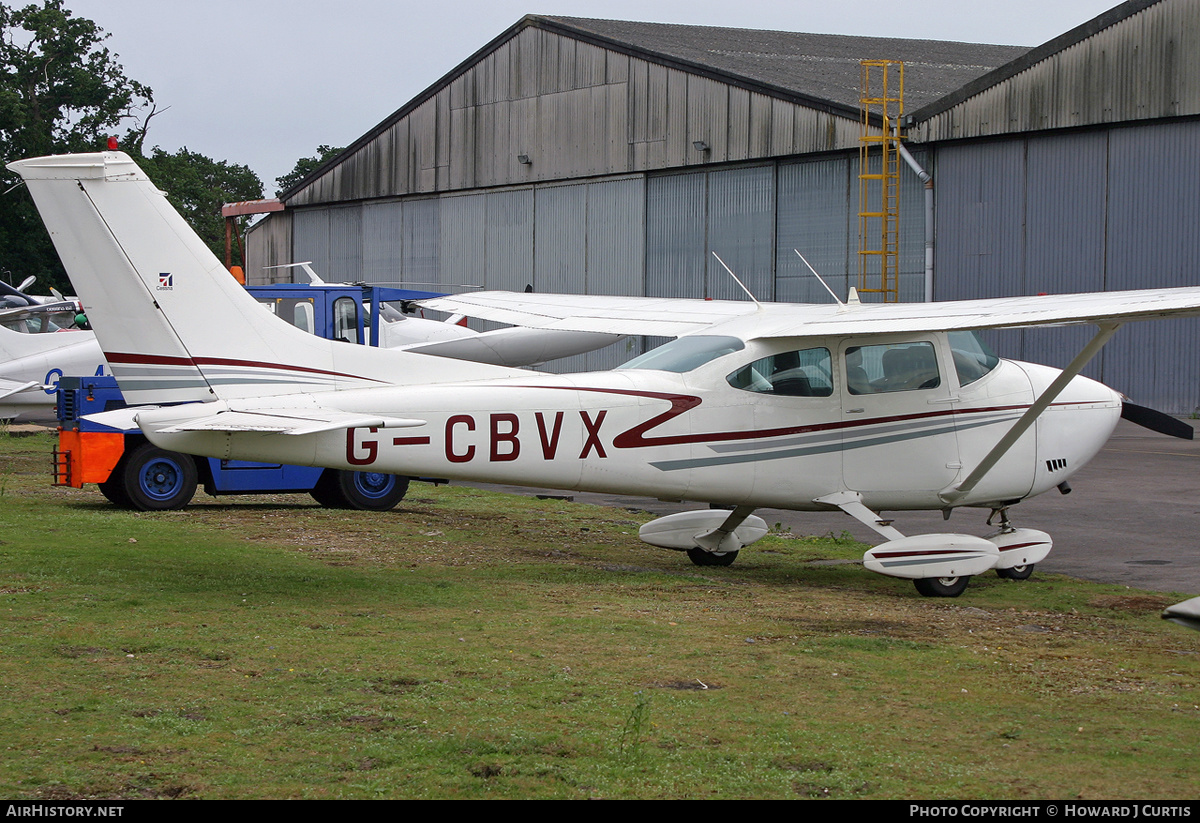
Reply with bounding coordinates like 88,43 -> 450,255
794,249 -> 845,307
711,252 -> 762,308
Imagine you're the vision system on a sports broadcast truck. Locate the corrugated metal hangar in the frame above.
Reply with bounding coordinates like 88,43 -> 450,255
247,0 -> 1200,412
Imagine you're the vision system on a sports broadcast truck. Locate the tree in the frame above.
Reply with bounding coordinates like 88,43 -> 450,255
0,1 -> 154,291
275,144 -> 343,196
136,146 -> 263,269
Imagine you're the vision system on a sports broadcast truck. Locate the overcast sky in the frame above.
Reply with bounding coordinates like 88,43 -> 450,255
62,0 -> 1121,193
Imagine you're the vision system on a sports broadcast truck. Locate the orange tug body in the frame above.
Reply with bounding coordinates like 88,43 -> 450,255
54,429 -> 124,487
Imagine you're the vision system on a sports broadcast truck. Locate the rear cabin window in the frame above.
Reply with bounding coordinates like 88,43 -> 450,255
845,341 -> 941,394
727,347 -> 833,397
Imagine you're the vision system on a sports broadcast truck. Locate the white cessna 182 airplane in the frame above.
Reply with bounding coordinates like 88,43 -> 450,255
12,151 -> 1200,597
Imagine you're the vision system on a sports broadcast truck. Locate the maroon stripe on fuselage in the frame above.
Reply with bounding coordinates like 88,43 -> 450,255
513,384 -> 1067,450
104,352 -> 386,383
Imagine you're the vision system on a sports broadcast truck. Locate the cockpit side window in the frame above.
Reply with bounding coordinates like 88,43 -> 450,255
727,347 -> 833,397
948,330 -> 999,386
845,341 -> 941,394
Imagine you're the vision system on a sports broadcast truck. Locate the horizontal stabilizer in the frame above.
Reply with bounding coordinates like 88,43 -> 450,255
155,409 -> 427,436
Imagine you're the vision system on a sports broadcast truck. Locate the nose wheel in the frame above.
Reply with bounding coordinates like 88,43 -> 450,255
997,564 -> 1034,580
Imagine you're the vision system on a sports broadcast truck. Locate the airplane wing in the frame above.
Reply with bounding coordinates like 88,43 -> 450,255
737,285 -> 1200,338
0,299 -> 82,324
86,406 -> 426,436
420,286 -> 1200,339
417,292 -> 760,337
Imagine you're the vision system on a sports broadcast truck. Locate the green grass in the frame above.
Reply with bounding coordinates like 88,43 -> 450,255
1,432 -> 1198,799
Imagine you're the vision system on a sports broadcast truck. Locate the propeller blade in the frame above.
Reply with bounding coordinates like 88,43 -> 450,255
1121,402 -> 1195,440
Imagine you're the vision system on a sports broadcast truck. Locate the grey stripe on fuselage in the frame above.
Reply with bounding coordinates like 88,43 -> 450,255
703,409 -> 1020,455
649,413 -> 1020,472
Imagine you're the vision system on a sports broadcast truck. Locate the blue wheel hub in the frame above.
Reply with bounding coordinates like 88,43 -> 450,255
353,472 -> 395,499
140,458 -> 184,500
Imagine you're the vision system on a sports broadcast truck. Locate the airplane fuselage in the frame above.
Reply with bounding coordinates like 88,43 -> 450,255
141,331 -> 1122,513
0,323 -> 105,419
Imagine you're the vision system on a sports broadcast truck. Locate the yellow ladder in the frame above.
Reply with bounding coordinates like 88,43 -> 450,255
858,60 -> 904,302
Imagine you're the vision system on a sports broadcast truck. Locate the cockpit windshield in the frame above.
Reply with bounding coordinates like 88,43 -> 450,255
1,310 -> 73,334
619,335 -> 745,373
948,330 -> 1000,386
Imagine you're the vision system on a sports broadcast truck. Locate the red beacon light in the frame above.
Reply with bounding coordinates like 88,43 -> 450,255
106,136 -> 118,150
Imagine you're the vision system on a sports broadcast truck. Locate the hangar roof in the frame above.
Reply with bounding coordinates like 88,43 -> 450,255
279,15 -> 1029,200
909,0 -> 1162,122
536,16 -> 1030,116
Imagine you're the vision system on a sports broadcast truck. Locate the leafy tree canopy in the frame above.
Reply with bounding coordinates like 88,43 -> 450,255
0,1 -> 263,291
275,144 -> 343,196
137,146 -> 263,269
0,0 -> 152,159
0,0 -> 154,291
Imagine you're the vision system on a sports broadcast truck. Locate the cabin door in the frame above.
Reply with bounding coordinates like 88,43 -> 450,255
838,336 -> 961,502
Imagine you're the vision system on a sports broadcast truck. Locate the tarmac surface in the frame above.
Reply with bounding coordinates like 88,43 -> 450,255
481,420 -> 1200,596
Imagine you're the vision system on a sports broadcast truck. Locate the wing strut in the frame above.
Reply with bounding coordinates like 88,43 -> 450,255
939,322 -> 1121,506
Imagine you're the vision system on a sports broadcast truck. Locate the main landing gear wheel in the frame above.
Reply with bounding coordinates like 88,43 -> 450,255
914,576 -> 971,598
120,443 -> 198,511
687,547 -> 739,567
311,469 -> 409,511
996,564 -> 1034,580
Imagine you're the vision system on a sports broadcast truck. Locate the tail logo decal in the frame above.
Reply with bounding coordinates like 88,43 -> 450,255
157,273 -> 173,290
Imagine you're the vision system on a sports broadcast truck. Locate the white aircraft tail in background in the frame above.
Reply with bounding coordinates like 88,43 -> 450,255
14,150 -> 1200,598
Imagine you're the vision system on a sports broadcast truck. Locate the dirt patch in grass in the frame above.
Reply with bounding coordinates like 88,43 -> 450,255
1089,594 -> 1173,614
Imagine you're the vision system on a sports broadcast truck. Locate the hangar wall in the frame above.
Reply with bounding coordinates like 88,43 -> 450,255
245,3 -> 1200,411
933,117 -> 1200,412
286,24 -> 860,208
266,151 -> 932,372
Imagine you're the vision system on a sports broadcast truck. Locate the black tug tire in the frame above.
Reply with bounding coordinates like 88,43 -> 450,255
120,443 -> 198,511
913,575 -> 971,598
98,470 -> 133,508
310,469 -> 409,511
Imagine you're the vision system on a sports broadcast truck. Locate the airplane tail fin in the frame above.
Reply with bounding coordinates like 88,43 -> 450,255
9,152 -> 520,405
